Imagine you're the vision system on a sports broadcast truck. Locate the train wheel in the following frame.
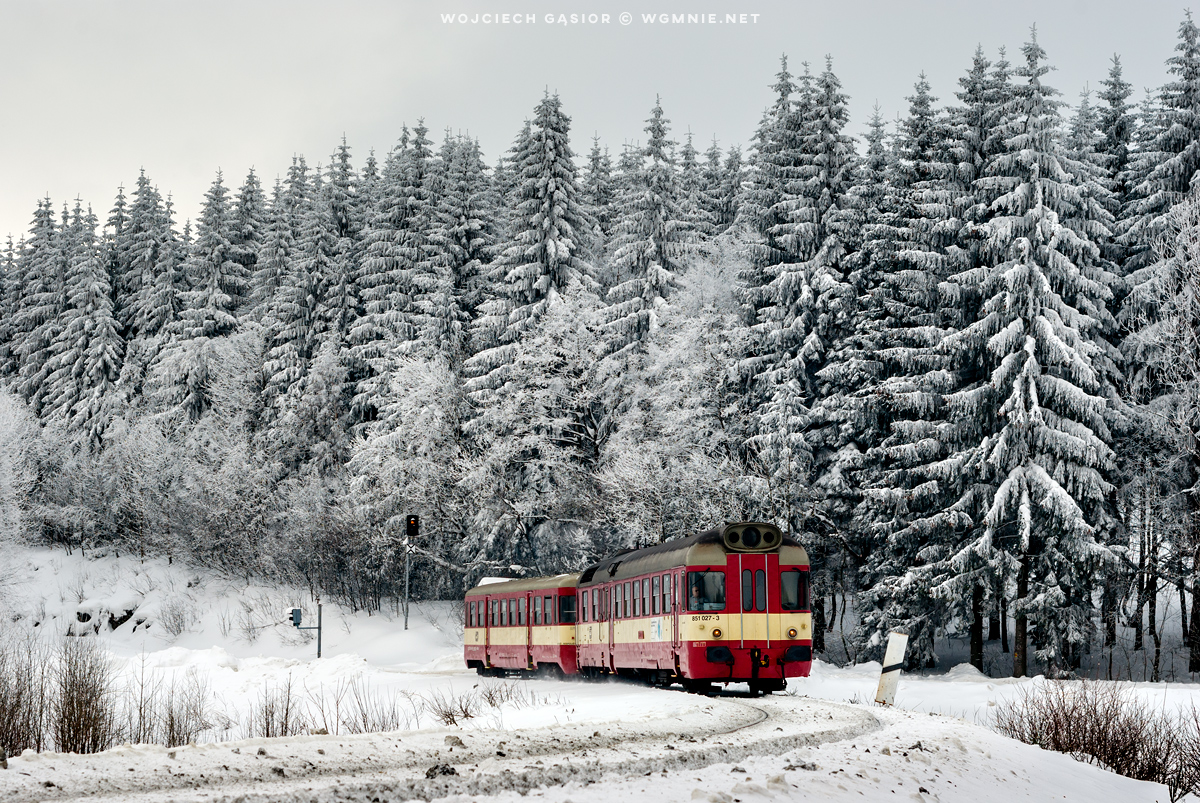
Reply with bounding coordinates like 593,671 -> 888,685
685,679 -> 716,695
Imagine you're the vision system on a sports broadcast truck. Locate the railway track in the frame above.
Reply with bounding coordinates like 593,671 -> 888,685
1,695 -> 880,803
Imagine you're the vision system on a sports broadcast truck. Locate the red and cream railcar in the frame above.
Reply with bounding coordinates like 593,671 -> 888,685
575,523 -> 812,693
463,574 -> 579,676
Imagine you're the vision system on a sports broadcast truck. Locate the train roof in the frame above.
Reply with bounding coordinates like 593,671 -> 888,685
578,526 -> 807,586
464,573 -> 580,597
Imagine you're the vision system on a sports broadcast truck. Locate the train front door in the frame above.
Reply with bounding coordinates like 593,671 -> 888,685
607,584 -> 617,672
737,553 -> 770,647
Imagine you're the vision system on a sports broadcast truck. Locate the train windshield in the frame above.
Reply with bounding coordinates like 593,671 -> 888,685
687,571 -> 726,611
780,570 -> 810,611
559,595 -> 577,624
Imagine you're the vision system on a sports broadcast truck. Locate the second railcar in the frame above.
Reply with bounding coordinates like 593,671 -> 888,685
464,574 -> 579,676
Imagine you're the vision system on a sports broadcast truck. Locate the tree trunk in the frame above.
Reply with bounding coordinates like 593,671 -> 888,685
1149,543 -> 1161,683
1000,595 -> 1009,654
812,597 -> 826,654
1134,485 -> 1149,652
1102,582 -> 1117,647
988,612 -> 1000,642
827,592 -> 837,633
1180,584 -> 1190,646
1190,544 -> 1200,673
970,584 -> 984,672
1013,560 -> 1029,678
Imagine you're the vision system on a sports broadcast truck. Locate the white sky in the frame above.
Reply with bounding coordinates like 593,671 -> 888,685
0,0 -> 1188,240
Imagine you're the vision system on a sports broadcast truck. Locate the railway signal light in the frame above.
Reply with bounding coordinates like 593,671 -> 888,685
406,515 -> 419,538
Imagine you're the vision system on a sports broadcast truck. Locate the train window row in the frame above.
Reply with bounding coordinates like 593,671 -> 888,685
465,595 -> 578,628
577,573 -> 677,623
466,569 -> 810,627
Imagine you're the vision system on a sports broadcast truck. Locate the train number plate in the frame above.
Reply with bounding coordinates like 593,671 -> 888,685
690,615 -> 720,621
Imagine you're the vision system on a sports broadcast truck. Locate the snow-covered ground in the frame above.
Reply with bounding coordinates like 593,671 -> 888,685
0,542 -> 1195,802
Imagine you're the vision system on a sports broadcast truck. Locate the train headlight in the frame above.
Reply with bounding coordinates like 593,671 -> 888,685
787,627 -> 798,639
711,627 -> 723,639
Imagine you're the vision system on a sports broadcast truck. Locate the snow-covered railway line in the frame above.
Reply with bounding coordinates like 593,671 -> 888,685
1,696 -> 880,803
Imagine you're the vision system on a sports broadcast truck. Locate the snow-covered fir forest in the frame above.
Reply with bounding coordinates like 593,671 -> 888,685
4,16 -> 1200,682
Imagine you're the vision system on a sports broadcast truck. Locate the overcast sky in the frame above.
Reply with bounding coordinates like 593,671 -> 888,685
0,0 -> 1189,240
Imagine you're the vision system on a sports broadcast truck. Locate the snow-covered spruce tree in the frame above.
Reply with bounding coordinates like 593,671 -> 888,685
103,185 -> 128,308
228,169 -> 266,294
319,140 -> 365,346
14,199 -> 67,415
737,55 -> 805,297
1121,12 -> 1200,276
678,131 -> 716,240
0,235 -> 19,377
179,172 -> 246,338
934,33 -> 1116,677
1096,55 -> 1136,265
605,97 -> 692,356
582,135 -> 616,239
250,180 -> 293,320
466,92 -> 593,396
42,202 -> 124,448
413,135 -> 494,367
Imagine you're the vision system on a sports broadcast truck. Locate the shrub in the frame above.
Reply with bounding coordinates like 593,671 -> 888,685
995,680 -> 1198,802
53,637 -> 119,754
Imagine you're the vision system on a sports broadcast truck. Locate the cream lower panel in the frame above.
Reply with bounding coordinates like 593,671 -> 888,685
679,612 -> 812,642
611,616 -> 672,644
487,627 -> 529,647
465,627 -> 486,646
531,625 -> 576,645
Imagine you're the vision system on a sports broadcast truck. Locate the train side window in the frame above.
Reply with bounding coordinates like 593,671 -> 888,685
755,570 -> 766,612
642,579 -> 650,616
687,571 -> 726,612
781,570 -> 810,611
534,596 -> 542,624
545,595 -> 555,624
519,598 -> 527,625
634,581 -> 641,617
663,574 -> 671,614
509,599 -> 517,626
490,600 -> 497,627
500,599 -> 507,626
652,576 -> 660,615
469,602 -> 476,628
742,569 -> 754,612
612,588 -> 619,620
581,590 -> 589,622
560,596 -> 577,624
594,590 -> 600,621
622,582 -> 630,618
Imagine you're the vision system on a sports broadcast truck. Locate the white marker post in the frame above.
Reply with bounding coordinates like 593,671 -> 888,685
874,631 -> 908,705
